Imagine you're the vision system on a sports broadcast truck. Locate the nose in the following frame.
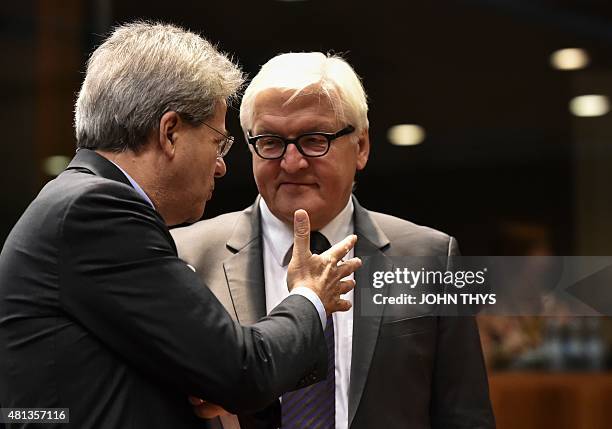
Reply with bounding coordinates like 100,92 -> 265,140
214,157 -> 227,178
280,144 -> 309,174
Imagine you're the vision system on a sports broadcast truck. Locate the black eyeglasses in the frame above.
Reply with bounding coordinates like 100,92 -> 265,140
247,125 -> 355,160
202,122 -> 234,158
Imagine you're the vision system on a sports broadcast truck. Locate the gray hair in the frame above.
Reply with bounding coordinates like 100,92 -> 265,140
240,52 -> 368,134
75,21 -> 244,151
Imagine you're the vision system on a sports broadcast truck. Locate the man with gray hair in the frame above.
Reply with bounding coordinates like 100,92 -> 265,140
0,24 -> 361,428
173,52 -> 495,429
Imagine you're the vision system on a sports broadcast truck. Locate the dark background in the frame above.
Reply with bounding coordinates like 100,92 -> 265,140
3,0 -> 612,255
4,3 -> 612,428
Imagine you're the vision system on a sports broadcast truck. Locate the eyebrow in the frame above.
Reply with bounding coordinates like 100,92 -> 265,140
254,123 -> 338,136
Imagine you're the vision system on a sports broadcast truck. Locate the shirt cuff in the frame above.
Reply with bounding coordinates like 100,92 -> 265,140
290,286 -> 327,330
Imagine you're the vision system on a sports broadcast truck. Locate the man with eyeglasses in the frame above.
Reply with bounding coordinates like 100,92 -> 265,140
173,52 -> 495,429
0,26 -> 363,428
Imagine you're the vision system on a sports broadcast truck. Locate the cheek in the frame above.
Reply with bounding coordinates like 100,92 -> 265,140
206,155 -> 217,176
253,161 -> 277,190
314,159 -> 352,189
199,149 -> 217,178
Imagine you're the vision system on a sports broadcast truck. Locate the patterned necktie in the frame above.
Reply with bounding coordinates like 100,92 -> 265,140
281,231 -> 335,429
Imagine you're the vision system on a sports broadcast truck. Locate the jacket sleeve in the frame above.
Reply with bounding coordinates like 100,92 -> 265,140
430,236 -> 496,429
58,182 -> 327,414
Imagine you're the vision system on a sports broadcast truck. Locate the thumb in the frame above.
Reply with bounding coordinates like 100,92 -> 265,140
292,209 -> 311,263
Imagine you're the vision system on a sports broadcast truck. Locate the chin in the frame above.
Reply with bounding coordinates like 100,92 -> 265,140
276,199 -> 324,224
185,204 -> 206,224
195,204 -> 206,221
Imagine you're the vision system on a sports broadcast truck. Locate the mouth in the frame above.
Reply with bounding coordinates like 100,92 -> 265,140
279,182 -> 317,188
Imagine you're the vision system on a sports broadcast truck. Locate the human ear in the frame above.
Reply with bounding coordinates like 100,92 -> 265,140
356,128 -> 370,171
158,111 -> 181,158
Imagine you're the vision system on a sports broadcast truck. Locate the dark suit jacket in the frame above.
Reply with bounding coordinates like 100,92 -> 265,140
172,196 -> 495,429
0,149 -> 327,429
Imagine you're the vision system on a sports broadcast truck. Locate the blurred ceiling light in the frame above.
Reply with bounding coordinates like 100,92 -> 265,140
43,155 -> 71,176
569,95 -> 610,117
387,124 -> 425,146
550,48 -> 590,70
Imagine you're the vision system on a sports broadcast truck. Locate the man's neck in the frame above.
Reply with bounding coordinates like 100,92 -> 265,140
96,149 -> 164,217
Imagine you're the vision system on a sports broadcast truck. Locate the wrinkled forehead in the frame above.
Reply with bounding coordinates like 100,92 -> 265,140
251,86 -> 345,130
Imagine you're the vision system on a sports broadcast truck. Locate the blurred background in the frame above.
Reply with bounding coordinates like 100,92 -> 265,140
2,0 -> 612,427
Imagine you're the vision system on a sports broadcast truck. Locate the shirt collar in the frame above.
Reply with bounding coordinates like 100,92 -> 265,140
108,160 -> 156,209
259,197 -> 354,267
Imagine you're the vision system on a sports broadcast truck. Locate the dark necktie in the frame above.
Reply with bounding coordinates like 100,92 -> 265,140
281,231 -> 335,429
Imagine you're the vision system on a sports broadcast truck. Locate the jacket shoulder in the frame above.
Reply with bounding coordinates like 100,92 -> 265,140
171,211 -> 245,262
58,171 -> 163,224
172,211 -> 243,243
366,210 -> 456,255
6,171 -> 155,243
41,170 -> 149,212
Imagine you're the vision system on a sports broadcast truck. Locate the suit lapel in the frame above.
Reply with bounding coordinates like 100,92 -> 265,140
224,198 -> 282,428
223,197 -> 267,325
348,197 -> 393,428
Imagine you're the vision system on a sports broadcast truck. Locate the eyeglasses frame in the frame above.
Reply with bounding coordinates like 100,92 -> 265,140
247,125 -> 356,160
202,122 -> 234,158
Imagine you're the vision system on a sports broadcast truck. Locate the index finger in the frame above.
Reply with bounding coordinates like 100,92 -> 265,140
324,234 -> 357,264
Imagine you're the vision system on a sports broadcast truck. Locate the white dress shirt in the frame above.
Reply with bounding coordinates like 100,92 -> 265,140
260,198 -> 354,429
